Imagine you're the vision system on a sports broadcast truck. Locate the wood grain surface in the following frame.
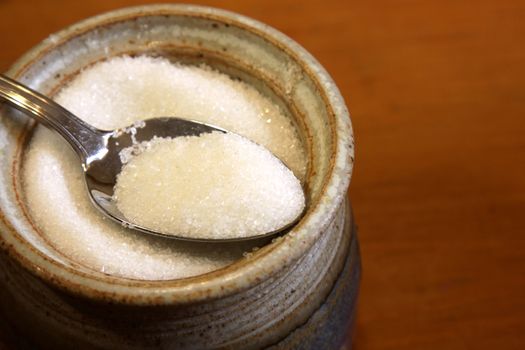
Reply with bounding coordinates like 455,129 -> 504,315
1,1 -> 524,349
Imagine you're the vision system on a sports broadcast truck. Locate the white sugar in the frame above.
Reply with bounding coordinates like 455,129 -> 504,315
114,132 -> 304,239
22,56 -> 307,280
53,56 -> 306,177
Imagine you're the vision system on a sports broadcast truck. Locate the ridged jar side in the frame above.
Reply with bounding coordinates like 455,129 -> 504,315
0,200 -> 351,349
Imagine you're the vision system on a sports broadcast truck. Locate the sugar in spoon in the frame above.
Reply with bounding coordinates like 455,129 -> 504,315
0,74 -> 303,242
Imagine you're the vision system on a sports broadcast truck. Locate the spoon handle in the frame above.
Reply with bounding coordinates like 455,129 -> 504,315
0,74 -> 108,165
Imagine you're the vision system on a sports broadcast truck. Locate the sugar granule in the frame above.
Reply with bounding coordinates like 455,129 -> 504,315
114,132 -> 305,239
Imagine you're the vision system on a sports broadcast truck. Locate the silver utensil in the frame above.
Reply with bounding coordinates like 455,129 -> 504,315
0,74 -> 301,242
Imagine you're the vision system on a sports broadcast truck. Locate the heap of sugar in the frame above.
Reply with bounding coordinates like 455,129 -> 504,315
22,55 -> 307,280
114,132 -> 305,239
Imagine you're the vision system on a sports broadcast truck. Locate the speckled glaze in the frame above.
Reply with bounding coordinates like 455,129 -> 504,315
0,5 -> 358,349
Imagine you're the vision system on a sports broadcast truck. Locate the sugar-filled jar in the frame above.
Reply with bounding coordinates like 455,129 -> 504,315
0,5 -> 359,349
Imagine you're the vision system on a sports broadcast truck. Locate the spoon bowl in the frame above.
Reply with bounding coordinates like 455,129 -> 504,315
0,74 -> 302,242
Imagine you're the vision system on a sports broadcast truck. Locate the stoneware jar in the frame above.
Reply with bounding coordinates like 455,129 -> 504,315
0,5 -> 359,349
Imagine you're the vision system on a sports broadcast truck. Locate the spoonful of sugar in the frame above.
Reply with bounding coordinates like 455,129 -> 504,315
0,74 -> 305,242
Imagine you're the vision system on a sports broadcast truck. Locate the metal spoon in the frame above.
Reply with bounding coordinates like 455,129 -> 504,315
0,74 -> 302,242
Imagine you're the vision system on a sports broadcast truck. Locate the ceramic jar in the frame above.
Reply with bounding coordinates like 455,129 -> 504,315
0,5 -> 358,349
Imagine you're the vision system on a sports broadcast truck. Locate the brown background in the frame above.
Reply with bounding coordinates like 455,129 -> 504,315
1,0 -> 524,349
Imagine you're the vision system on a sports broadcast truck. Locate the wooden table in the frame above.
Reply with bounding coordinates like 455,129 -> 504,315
1,1 -> 524,349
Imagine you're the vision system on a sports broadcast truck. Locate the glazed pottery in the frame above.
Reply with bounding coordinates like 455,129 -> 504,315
0,5 -> 358,349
